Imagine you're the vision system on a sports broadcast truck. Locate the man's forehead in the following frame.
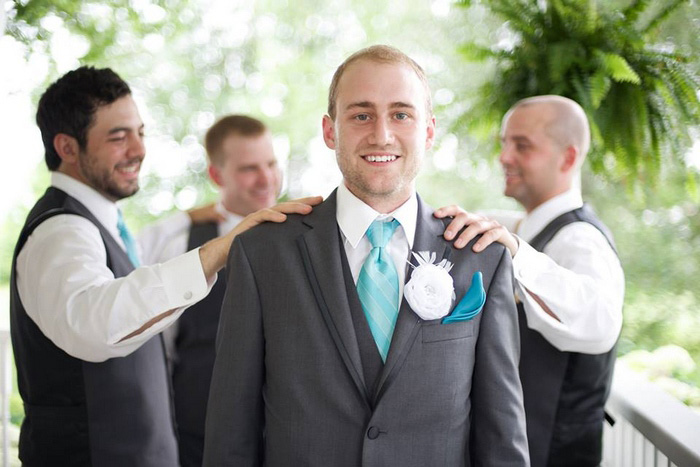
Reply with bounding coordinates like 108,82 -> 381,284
92,96 -> 142,127
503,105 -> 553,134
222,134 -> 275,163
337,60 -> 426,100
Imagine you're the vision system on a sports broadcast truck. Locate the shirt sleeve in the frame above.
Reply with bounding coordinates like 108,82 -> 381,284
512,222 -> 624,354
137,211 -> 191,265
16,213 -> 213,362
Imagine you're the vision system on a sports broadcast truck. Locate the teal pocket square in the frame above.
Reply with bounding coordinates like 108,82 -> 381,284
441,272 -> 485,324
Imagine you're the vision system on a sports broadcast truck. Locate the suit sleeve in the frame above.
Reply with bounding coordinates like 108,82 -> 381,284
203,237 -> 265,466
471,247 -> 530,466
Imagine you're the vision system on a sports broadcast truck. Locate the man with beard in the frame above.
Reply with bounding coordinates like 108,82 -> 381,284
9,66 -> 318,466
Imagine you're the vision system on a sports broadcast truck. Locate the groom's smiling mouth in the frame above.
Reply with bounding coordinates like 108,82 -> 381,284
362,153 -> 399,164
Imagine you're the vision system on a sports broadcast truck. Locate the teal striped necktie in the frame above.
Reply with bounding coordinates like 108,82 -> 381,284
117,210 -> 140,267
357,219 -> 400,362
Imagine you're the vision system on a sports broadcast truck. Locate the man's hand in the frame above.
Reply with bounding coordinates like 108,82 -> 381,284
434,205 -> 519,257
188,202 -> 226,224
199,196 -> 324,277
229,196 -> 324,237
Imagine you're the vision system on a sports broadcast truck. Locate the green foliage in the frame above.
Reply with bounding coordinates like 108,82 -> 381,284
455,0 -> 700,191
6,0 -> 481,226
584,166 -> 700,390
619,290 -> 700,387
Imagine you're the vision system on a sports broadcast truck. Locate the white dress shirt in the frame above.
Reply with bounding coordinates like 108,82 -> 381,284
336,183 -> 416,304
15,172 -> 212,362
138,202 -> 243,264
488,188 -> 624,354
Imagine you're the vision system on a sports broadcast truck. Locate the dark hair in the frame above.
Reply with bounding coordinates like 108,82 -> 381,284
204,115 -> 268,166
36,66 -> 131,171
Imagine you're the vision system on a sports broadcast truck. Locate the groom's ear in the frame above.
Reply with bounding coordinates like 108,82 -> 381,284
322,115 -> 337,150
425,115 -> 436,150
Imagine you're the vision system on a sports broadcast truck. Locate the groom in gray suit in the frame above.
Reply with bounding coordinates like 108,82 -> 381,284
203,45 -> 529,466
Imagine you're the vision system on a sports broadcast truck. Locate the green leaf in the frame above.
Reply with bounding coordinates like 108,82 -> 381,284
600,53 -> 642,84
623,0 -> 652,23
590,70 -> 611,108
458,43 -> 501,62
547,41 -> 578,82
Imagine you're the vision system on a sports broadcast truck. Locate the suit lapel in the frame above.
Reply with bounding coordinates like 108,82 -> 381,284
374,195 -> 450,402
297,191 -> 370,403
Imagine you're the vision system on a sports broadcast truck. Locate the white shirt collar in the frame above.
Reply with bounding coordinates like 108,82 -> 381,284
336,183 -> 417,249
518,188 -> 583,242
51,172 -> 121,240
215,201 -> 245,235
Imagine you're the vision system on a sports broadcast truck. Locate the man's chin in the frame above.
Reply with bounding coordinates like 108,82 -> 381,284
107,184 -> 139,201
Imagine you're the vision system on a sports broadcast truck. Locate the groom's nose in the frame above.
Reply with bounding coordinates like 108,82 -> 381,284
368,118 -> 395,146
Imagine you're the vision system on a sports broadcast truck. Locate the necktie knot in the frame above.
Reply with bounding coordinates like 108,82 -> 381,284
366,219 -> 400,249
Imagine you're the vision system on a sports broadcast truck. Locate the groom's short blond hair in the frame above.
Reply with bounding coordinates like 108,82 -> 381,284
327,45 -> 433,120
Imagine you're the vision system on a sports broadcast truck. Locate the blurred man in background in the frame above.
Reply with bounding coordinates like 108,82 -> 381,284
438,95 -> 624,466
139,114 -> 282,466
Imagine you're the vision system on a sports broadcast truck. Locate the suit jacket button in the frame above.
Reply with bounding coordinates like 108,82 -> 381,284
367,426 -> 380,440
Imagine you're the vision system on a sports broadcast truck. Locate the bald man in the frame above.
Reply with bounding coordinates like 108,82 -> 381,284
438,95 -> 624,467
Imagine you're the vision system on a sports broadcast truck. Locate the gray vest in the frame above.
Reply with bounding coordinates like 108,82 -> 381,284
171,222 -> 226,466
518,204 -> 618,467
10,187 -> 178,466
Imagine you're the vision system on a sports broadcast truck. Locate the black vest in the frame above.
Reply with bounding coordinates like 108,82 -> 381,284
172,223 -> 226,444
518,204 -> 618,467
9,187 -> 178,467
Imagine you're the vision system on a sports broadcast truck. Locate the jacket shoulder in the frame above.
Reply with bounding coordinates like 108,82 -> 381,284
236,212 -> 309,244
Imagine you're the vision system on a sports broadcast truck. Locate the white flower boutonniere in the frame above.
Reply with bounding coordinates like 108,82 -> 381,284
404,251 -> 456,320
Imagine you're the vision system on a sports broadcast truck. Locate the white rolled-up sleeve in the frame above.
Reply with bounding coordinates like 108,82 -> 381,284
16,213 -> 214,362
513,222 -> 624,354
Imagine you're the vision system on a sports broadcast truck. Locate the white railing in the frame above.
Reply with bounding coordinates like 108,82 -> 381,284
604,363 -> 700,467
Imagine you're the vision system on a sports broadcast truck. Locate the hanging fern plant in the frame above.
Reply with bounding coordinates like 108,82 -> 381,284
456,0 -> 700,193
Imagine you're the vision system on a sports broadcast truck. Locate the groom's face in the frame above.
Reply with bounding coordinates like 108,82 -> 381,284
322,59 -> 435,211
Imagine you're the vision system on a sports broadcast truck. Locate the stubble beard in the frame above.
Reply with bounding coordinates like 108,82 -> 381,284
336,146 -> 421,208
79,151 -> 140,201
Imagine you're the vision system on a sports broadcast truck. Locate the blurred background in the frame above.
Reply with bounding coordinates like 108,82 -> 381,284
2,0 -> 700,459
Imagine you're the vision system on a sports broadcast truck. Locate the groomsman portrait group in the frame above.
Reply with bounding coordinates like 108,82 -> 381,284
9,42 -> 623,467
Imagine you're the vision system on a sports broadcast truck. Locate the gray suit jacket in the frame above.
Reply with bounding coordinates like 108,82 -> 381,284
203,192 -> 529,466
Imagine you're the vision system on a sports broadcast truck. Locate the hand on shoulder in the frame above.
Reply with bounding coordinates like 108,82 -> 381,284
231,196 -> 324,237
434,205 -> 519,257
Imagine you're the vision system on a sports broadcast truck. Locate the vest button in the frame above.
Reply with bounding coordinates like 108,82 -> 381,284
367,426 -> 380,439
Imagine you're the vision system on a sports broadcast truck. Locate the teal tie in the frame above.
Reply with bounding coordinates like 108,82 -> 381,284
117,210 -> 140,267
357,219 -> 400,362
